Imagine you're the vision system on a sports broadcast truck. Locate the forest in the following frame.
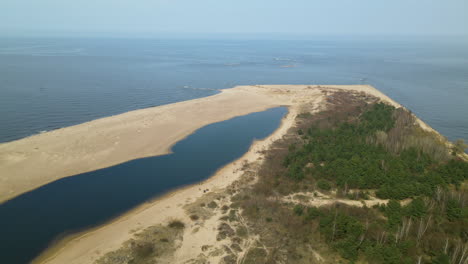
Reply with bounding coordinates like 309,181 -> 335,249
236,92 -> 468,263
284,102 -> 468,200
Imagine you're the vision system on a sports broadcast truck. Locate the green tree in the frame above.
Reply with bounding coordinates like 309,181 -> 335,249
385,200 -> 402,229
317,180 -> 331,191
432,254 -> 450,264
446,199 -> 462,221
405,197 -> 427,218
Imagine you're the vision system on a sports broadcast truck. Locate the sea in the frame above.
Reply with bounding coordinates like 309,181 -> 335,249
0,36 -> 467,263
0,36 -> 467,144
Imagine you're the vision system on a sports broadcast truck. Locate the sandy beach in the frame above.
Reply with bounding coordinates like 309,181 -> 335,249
0,84 -> 402,204
0,85 -> 283,204
1,84 -> 453,264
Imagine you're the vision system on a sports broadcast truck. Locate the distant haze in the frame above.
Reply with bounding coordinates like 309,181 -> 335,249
1,0 -> 467,37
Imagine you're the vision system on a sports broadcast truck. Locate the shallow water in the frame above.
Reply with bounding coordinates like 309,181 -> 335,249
0,107 -> 286,264
0,36 -> 467,143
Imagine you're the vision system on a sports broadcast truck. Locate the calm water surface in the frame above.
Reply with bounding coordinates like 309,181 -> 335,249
0,36 -> 467,263
0,107 -> 286,264
0,36 -> 467,143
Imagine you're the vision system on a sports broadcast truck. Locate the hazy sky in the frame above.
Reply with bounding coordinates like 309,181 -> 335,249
1,0 -> 467,37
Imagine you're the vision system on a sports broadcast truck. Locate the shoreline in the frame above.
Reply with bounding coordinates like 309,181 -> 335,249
36,103 -> 299,264
0,85 -> 286,203
4,84 -> 462,263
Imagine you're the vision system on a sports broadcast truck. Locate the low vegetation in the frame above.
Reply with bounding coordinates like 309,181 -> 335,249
95,220 -> 185,264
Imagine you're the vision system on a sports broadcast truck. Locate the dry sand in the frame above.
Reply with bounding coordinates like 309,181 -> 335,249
0,85 -> 283,203
0,84 -> 399,204
0,85 -> 450,264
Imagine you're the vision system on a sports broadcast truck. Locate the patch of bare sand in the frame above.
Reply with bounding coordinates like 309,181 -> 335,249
281,191 -> 390,208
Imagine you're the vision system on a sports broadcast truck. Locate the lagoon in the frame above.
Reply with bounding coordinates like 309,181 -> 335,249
0,107 -> 286,264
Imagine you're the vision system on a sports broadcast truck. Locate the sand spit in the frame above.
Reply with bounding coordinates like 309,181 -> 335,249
0,85 -> 281,203
0,84 -> 395,204
3,85 -> 453,264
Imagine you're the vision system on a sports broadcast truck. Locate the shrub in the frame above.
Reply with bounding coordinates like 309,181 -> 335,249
190,214 -> 199,221
305,207 -> 320,221
134,242 -> 154,258
293,204 -> 304,216
207,201 -> 218,208
317,180 -> 331,191
168,220 -> 185,229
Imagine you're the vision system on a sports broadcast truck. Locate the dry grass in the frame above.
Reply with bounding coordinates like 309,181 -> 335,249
95,221 -> 185,264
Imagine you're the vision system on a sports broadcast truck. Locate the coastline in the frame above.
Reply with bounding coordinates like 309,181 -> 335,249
0,85 -> 284,204
35,102 -> 299,264
4,84 -> 461,263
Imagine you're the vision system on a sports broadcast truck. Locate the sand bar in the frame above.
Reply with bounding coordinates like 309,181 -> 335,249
0,85 -> 276,203
1,84 -> 400,204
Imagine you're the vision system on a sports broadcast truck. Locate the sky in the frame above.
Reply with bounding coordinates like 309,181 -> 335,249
1,0 -> 467,37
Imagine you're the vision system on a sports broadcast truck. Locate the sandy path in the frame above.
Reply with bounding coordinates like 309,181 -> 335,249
3,84 -> 451,264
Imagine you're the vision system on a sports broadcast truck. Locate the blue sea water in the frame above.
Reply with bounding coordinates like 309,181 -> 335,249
0,36 -> 467,143
0,107 -> 286,264
0,36 -> 467,263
